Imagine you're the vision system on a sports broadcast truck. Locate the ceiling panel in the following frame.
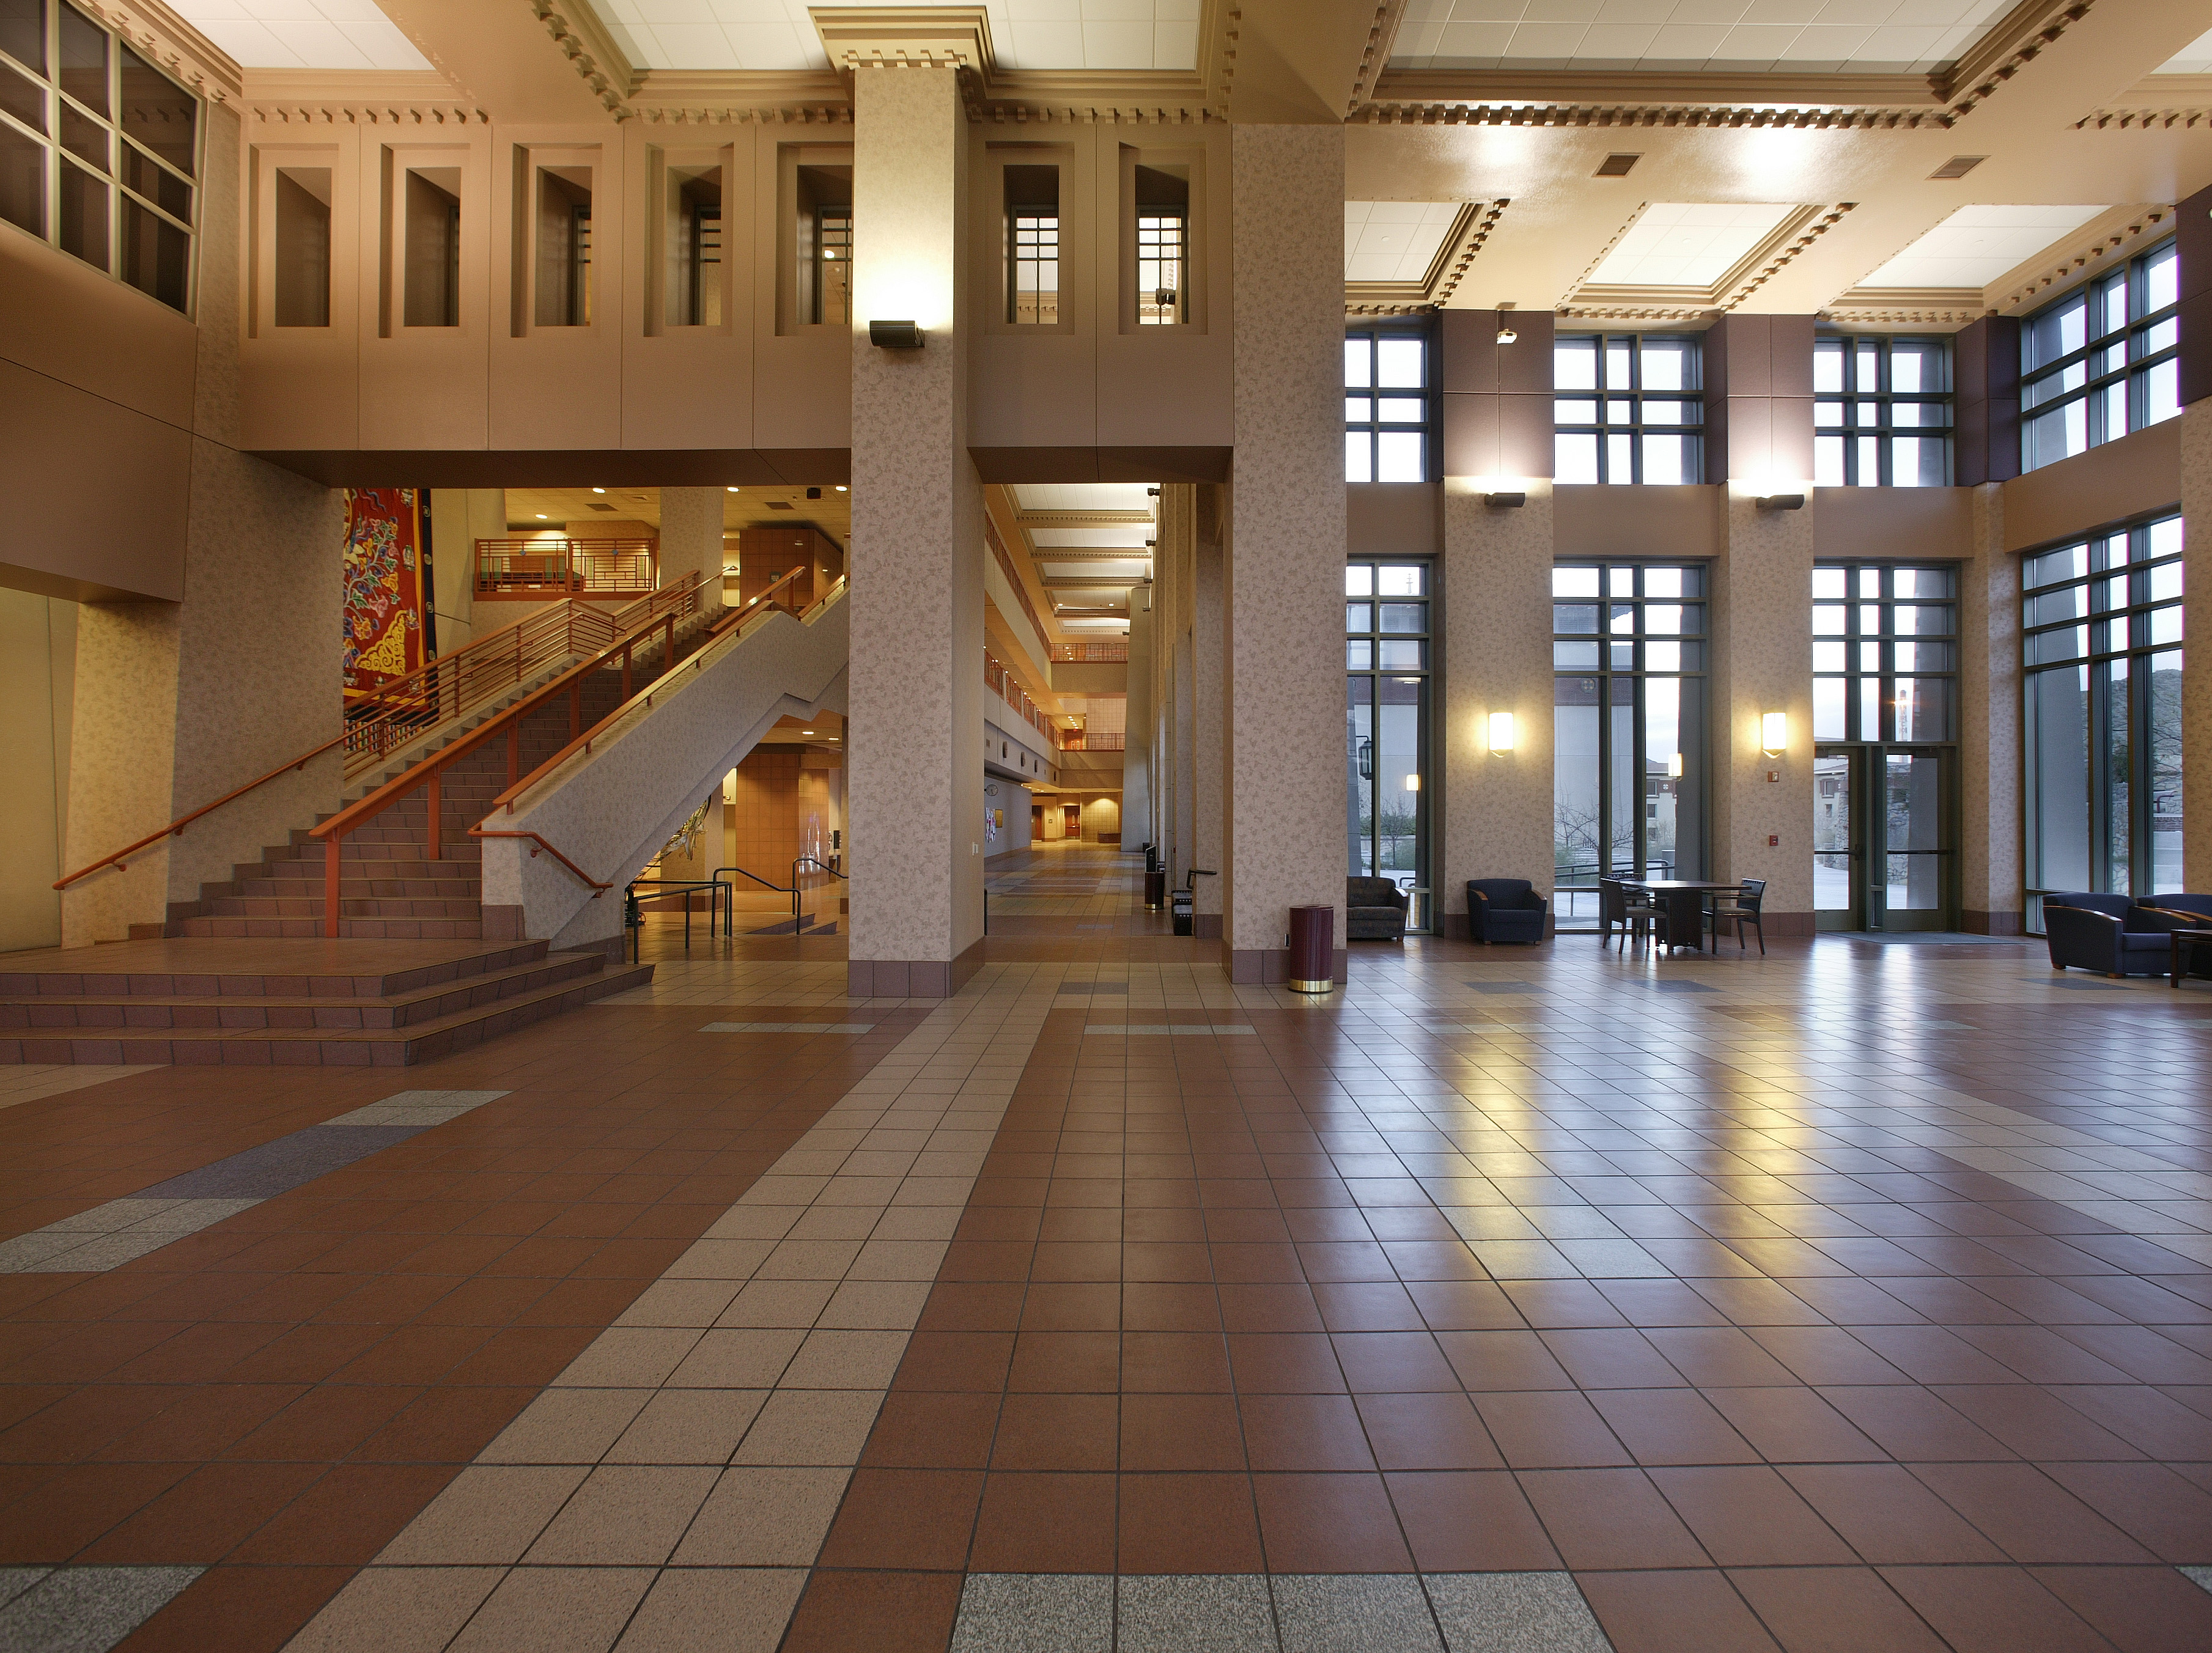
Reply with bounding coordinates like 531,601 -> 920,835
168,1 -> 432,70
1012,482 -> 1159,514
1346,201 -> 1464,282
589,0 -> 1200,74
1854,204 -> 2112,290
1027,528 -> 1155,549
1588,202 -> 1796,288
2157,26 -> 2212,71
1042,560 -> 1152,580
1388,0 -> 2016,73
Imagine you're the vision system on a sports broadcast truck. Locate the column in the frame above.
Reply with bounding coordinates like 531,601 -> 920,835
1193,484 -> 1226,935
2177,185 -> 2212,895
1124,591 -> 1155,856
1958,482 -> 2023,932
657,487 -> 725,613
1159,482 -> 1199,882
844,62 -> 985,998
1440,308 -> 1555,937
1224,127 -> 1346,984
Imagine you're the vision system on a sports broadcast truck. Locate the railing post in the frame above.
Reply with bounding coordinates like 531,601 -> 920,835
324,835 -> 342,940
426,769 -> 442,864
622,641 -> 632,701
507,722 -> 519,788
571,680 -> 582,740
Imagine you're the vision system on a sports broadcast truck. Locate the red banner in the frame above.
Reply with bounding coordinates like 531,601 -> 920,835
343,488 -> 434,699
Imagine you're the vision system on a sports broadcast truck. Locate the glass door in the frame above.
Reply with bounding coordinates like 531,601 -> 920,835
1346,561 -> 1432,926
1879,749 -> 1949,931
1814,748 -> 1862,931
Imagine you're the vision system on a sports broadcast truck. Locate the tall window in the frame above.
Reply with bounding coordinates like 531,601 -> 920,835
1812,565 -> 1957,743
1005,164 -> 1058,325
2022,239 -> 2178,473
811,203 -> 850,326
0,0 -> 197,313
1137,208 -> 1183,325
1814,336 -> 1950,486
1345,325 -> 1432,482
1346,561 -> 1430,916
1553,564 -> 1707,928
2024,515 -> 2183,924
1554,334 -> 1701,484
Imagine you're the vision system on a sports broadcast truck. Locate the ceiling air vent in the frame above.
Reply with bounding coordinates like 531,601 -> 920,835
588,501 -> 615,511
1930,156 -> 1985,180
767,499 -> 795,510
1594,154 -> 1640,177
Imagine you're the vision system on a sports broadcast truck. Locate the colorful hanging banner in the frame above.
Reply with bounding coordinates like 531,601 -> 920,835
342,488 -> 435,699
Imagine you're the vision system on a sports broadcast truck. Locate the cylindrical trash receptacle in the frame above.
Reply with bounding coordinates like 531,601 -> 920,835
1287,905 -> 1335,994
1145,869 -> 1168,911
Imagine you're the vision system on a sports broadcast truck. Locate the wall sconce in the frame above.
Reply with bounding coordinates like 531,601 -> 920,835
1667,751 -> 1684,778
1756,493 -> 1805,512
1484,491 -> 1526,508
1404,773 -> 1420,792
1761,712 -> 1789,754
1495,325 -> 1517,344
868,320 -> 924,349
1488,712 -> 1516,754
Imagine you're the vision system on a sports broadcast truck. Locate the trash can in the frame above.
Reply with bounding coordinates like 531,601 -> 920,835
1287,905 -> 1335,994
1145,869 -> 1168,911
1171,888 -> 1193,936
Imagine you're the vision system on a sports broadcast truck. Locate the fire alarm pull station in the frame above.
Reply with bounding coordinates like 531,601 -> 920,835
1768,835 -> 1779,847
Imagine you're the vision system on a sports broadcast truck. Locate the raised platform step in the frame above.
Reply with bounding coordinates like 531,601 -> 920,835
202,897 -> 483,920
171,916 -> 484,940
1,937 -> 551,1000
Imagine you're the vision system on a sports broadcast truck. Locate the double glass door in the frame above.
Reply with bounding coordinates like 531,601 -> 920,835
1815,746 -> 1952,931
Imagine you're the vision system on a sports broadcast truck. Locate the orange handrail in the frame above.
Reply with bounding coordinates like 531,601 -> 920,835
468,829 -> 610,893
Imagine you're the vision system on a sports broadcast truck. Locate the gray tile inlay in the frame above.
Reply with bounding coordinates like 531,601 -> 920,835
1085,1025 -> 1258,1036
137,1125 -> 425,1199
1059,982 -> 1129,993
951,1574 -> 1113,1653
1462,982 -> 1536,994
1638,980 -> 1718,993
1116,1575 -> 1275,1653
0,1565 -> 202,1653
1272,1575 -> 1442,1653
2183,1564 -> 2212,1597
0,1572 -> 48,1615
1425,1574 -> 1612,1653
699,1022 -> 877,1033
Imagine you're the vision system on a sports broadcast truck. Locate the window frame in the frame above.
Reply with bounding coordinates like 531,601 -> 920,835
1813,334 -> 1953,487
1812,562 -> 1959,744
1344,320 -> 1435,484
1553,333 -> 1705,485
2020,238 -> 2180,473
0,0 -> 200,315
1346,558 -> 1436,927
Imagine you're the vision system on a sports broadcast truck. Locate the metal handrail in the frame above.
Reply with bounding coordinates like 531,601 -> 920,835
468,829 -> 610,892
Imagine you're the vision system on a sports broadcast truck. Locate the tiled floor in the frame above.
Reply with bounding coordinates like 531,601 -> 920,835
4,844 -> 2212,1650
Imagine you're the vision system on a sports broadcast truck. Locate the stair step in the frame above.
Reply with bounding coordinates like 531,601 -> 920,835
1,939 -> 551,1000
172,917 -> 485,940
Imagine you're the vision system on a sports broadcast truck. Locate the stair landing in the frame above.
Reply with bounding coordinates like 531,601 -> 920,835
0,936 -> 649,1066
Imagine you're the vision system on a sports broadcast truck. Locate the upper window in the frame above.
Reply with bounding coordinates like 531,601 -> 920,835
1345,325 -> 1432,482
1814,337 -> 1950,487
1812,564 -> 1957,743
1554,334 -> 1702,484
1005,164 -> 1058,326
0,0 -> 197,313
2022,239 -> 2178,473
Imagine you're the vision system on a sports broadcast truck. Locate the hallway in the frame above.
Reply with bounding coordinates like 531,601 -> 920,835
1,852 -> 2209,1649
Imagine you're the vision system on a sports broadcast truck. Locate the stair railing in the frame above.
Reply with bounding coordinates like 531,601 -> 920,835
309,575 -> 709,937
53,573 -> 707,897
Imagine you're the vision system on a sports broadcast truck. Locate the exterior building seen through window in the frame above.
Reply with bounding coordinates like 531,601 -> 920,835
1552,563 -> 1707,929
2022,239 -> 2178,473
1814,336 -> 1951,485
1344,325 -> 1432,482
0,0 -> 197,313
1346,561 -> 1431,926
1554,334 -> 1702,484
2024,515 -> 2183,930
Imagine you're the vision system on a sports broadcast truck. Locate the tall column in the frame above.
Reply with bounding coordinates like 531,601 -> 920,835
1958,482 -> 2022,932
2183,400 -> 2212,894
657,487 -> 725,613
1225,127 -> 1346,984
1160,483 -> 1199,882
1193,485 -> 1226,935
844,62 -> 984,998
1439,308 -> 1555,937
1124,591 -> 1154,855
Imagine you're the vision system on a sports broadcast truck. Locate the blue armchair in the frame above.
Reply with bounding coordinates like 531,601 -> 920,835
2043,893 -> 2170,978
1467,879 -> 1547,944
2131,896 -> 2212,977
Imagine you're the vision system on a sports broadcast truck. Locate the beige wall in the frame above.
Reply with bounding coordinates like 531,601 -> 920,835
0,592 -> 76,953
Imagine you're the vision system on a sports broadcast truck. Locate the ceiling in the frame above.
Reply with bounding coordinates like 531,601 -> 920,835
1346,202 -> 1465,282
1388,0 -> 2020,74
1588,202 -> 1798,289
1856,204 -> 2114,292
1001,483 -> 1154,636
170,1 -> 432,70
498,486 -> 852,544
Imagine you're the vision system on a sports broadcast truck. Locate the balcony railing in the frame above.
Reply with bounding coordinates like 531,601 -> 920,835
984,649 -> 1056,742
475,538 -> 658,600
1060,731 -> 1124,751
1050,641 -> 1129,661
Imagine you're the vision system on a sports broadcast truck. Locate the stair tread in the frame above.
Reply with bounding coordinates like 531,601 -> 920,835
1,954 -> 603,1012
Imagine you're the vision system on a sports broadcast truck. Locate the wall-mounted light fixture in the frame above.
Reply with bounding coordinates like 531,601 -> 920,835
1495,303 -> 1517,345
1761,712 -> 1789,754
1404,773 -> 1420,792
868,319 -> 924,349
1756,493 -> 1805,512
1667,751 -> 1684,778
1495,325 -> 1517,344
1488,712 -> 1516,754
1484,491 -> 1526,508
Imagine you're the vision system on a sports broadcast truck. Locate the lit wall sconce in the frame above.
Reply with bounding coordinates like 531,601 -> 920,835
1761,712 -> 1789,754
1488,712 -> 1516,753
1404,773 -> 1420,792
1756,493 -> 1805,512
1495,325 -> 1517,344
868,320 -> 924,349
1484,491 -> 1526,508
1667,751 -> 1684,778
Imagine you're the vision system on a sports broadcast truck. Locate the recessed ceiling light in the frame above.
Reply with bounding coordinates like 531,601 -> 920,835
536,514 -> 548,520
802,730 -> 814,735
835,485 -> 847,492
726,486 -> 740,493
591,487 -> 606,493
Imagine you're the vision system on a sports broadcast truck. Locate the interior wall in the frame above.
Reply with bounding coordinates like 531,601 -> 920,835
0,592 -> 77,953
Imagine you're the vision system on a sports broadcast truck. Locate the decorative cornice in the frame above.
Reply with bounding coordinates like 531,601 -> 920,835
1209,3 -> 1239,119
243,71 -> 490,127
1823,202 -> 2171,328
1721,202 -> 1854,309
73,0 -> 241,104
1346,0 -> 1406,117
528,0 -> 636,114
1990,204 -> 2170,313
1342,197 -> 1508,314
1358,98 -> 1952,130
1555,303 -> 1719,323
1817,305 -> 1987,329
2074,103 -> 2212,130
811,6 -> 995,79
1562,202 -> 1852,318
1941,0 -> 2091,120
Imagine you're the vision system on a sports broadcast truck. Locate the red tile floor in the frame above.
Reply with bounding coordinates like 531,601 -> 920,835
4,845 -> 2212,1651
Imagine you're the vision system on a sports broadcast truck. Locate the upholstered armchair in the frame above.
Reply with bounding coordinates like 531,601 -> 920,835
1346,877 -> 1409,941
2043,893 -> 2170,978
1465,879 -> 1547,944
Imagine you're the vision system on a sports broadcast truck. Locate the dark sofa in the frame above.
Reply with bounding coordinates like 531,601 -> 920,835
1466,878 -> 1547,944
1347,877 -> 1408,941
2043,893 -> 2171,978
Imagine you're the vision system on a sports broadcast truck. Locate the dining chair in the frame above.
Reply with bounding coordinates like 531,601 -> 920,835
1711,877 -> 1767,954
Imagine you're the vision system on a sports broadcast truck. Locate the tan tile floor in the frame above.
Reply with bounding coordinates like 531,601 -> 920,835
4,844 -> 2212,1650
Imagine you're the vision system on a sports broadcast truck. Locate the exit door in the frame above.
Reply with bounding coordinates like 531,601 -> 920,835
1815,746 -> 1952,932
1063,804 -> 1082,839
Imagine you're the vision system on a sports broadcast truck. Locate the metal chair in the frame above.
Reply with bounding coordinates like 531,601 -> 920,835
1599,877 -> 1659,952
1711,877 -> 1766,954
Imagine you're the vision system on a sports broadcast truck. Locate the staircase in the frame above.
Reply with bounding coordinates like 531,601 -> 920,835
0,937 -> 649,1066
